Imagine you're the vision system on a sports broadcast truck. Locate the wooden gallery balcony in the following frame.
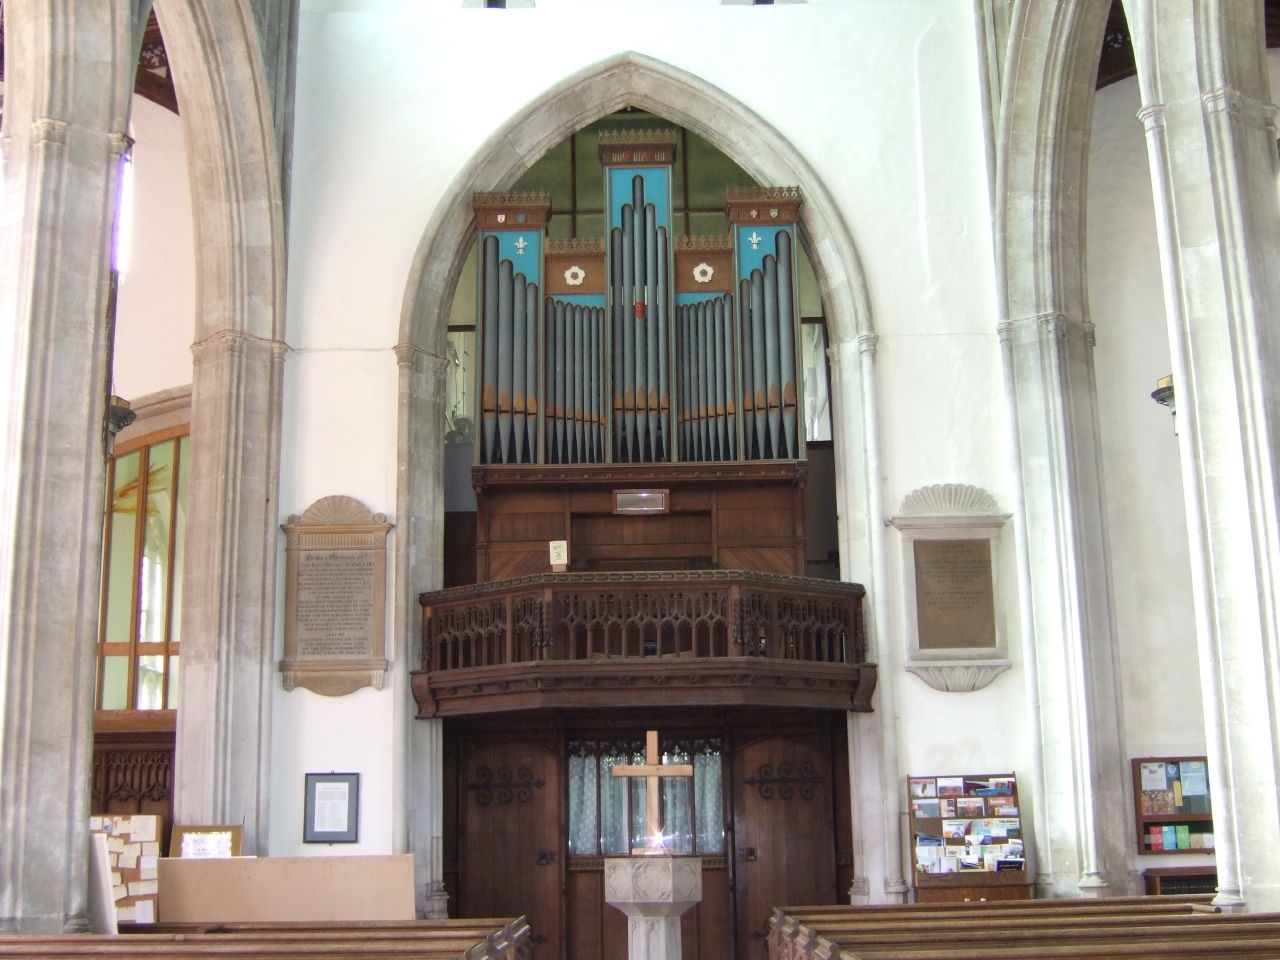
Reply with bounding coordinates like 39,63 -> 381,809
412,570 -> 877,718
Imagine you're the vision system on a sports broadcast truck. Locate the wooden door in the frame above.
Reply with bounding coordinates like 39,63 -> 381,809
460,741 -> 562,959
732,733 -> 837,960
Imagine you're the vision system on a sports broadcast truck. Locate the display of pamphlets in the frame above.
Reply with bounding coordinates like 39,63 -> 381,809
908,772 -> 1025,878
1132,756 -> 1215,854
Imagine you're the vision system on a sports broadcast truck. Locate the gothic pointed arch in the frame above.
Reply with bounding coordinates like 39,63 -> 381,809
995,0 -> 1128,898
394,48 -> 882,623
392,50 -> 892,911
149,0 -> 289,855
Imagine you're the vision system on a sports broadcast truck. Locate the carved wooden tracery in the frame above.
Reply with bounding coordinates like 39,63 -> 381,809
414,570 -> 874,717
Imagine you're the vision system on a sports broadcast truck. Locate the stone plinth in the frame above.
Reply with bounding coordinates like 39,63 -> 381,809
605,857 -> 702,960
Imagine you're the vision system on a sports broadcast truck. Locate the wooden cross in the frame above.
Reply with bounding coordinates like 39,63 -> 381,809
611,730 -> 694,854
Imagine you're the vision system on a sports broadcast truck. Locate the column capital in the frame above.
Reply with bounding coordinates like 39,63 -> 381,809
393,341 -> 446,372
190,329 -> 289,365
1201,85 -> 1278,127
1003,311 -> 1095,346
108,132 -> 135,160
1136,103 -> 1167,132
30,118 -> 69,146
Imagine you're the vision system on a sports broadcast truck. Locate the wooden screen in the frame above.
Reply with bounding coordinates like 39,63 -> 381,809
471,462 -> 806,582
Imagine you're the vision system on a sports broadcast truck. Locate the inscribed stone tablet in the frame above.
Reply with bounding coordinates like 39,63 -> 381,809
913,538 -> 996,650
280,495 -> 392,696
296,551 -> 375,659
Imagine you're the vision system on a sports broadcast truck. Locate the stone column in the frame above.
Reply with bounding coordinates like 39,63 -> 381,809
1131,2 -> 1280,910
605,858 -> 702,960
999,311 -> 1130,897
0,1 -> 138,932
396,343 -> 450,917
173,332 -> 287,854
828,336 -> 907,905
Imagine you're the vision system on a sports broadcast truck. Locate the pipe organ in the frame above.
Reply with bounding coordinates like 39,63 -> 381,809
474,130 -> 804,466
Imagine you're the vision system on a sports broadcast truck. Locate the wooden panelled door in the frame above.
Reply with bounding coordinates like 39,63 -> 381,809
460,741 -> 562,959
732,733 -> 838,960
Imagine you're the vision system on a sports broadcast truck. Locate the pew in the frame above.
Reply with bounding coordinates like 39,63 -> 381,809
769,899 -> 1280,960
0,916 -> 531,960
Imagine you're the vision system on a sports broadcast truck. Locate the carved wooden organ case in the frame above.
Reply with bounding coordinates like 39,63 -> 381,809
473,130 -> 805,469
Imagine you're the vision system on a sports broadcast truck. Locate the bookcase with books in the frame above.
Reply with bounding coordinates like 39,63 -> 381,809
1132,757 -> 1214,854
907,772 -> 1030,903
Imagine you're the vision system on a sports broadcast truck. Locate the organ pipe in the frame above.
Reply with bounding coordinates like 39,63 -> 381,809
675,293 -> 736,462
476,174 -> 803,467
512,272 -> 527,463
776,231 -> 798,456
481,236 -> 499,463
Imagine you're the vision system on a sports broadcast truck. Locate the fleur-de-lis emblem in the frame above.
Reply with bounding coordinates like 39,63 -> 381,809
514,237 -> 528,255
748,232 -> 762,251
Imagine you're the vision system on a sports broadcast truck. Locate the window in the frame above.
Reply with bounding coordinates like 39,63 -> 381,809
567,737 -> 724,856
97,430 -> 190,716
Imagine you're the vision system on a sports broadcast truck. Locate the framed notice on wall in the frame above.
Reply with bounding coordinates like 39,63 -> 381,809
304,772 -> 360,844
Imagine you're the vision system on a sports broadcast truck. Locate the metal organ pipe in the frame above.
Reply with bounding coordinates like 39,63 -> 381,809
620,205 -> 636,460
712,297 -> 727,459
749,269 -> 768,458
496,259 -> 515,462
512,273 -> 527,463
611,227 -> 625,455
525,282 -> 539,460
655,225 -> 670,461
763,255 -> 782,458
481,236 -> 500,463
644,203 -> 660,460
776,232 -> 798,458
554,299 -> 567,461
722,294 -> 737,459
576,305 -> 586,460
674,293 -> 735,462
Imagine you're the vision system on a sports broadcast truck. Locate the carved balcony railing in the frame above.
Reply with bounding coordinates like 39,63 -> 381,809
413,570 -> 876,717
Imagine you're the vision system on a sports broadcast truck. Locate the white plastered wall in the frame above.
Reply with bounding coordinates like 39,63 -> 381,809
278,0 -> 1012,862
114,94 -> 196,401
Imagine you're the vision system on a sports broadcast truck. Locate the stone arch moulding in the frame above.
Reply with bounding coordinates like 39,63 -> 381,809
890,484 -> 1013,693
394,47 -> 883,626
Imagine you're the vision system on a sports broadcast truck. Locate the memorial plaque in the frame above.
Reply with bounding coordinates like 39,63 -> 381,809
280,495 -> 392,696
913,538 -> 996,650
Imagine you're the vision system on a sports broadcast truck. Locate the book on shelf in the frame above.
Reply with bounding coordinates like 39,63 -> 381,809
1176,824 -> 1191,849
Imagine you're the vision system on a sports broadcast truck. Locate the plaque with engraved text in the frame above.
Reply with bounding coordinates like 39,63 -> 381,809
280,496 -> 393,696
913,538 -> 996,650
